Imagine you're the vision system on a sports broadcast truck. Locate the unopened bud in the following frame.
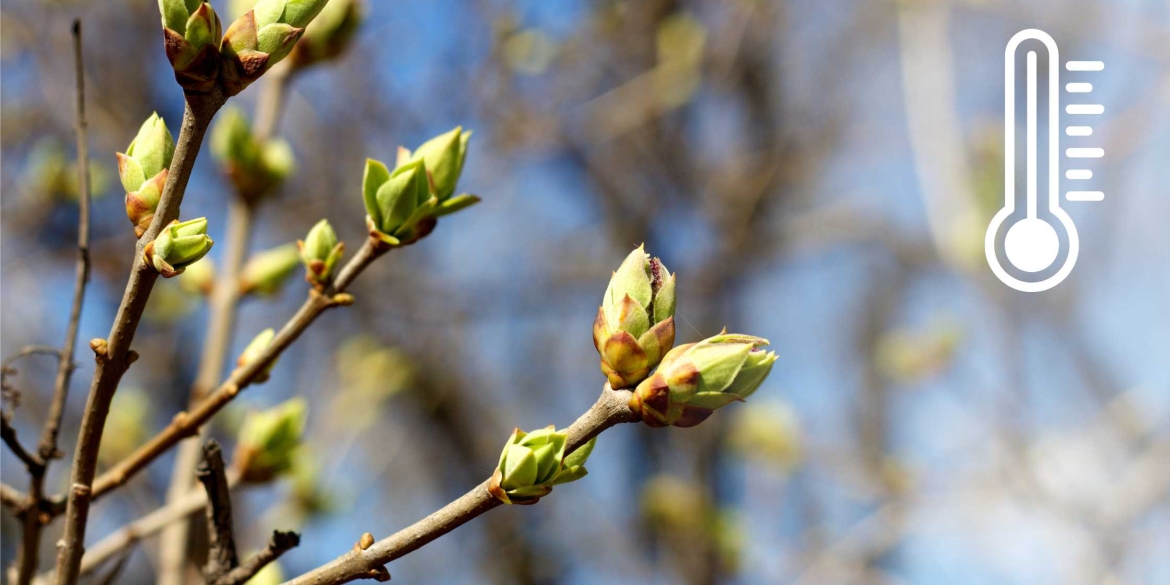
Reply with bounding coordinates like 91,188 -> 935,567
288,0 -> 363,69
219,0 -> 330,95
488,426 -> 595,505
144,218 -> 214,278
119,113 -> 175,237
234,397 -> 306,483
239,243 -> 301,296
211,107 -> 296,202
593,246 -> 676,388
159,0 -> 222,92
630,333 -> 776,428
298,219 -> 344,285
237,328 -> 278,382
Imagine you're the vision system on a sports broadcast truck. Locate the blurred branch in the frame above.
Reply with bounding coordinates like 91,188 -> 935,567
2,483 -> 27,512
282,386 -> 640,585
198,440 -> 239,583
160,64 -> 293,585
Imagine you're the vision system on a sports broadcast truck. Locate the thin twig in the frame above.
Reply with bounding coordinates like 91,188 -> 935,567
1,417 -> 42,473
13,21 -> 94,585
2,483 -> 27,512
52,77 -> 227,585
198,440 -> 239,583
281,386 -> 639,585
215,531 -> 300,585
67,240 -> 385,509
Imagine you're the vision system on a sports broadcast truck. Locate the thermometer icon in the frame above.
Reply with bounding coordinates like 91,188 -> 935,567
985,29 -> 1104,292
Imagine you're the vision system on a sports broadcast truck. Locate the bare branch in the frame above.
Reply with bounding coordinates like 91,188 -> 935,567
2,417 -> 43,473
2,483 -> 27,512
215,531 -> 300,585
281,386 -> 639,585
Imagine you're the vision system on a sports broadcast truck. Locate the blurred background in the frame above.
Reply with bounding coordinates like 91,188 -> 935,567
2,0 -> 1169,584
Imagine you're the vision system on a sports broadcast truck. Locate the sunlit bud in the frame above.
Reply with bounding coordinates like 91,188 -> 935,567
298,219 -> 344,286
237,328 -> 278,383
488,426 -> 595,505
362,158 -> 436,246
239,243 -> 301,296
118,114 -> 175,237
401,126 -> 471,203
630,333 -> 776,428
211,107 -> 296,202
593,246 -> 676,388
288,0 -> 363,69
144,218 -> 214,278
233,397 -> 306,483
219,0 -> 330,95
178,256 -> 216,296
159,0 -> 223,92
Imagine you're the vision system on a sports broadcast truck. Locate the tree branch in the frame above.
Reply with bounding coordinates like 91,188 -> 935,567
2,483 -> 27,512
52,79 -> 227,585
214,530 -> 299,585
198,440 -> 239,582
160,67 -> 291,584
81,239 -> 386,504
280,386 -> 640,585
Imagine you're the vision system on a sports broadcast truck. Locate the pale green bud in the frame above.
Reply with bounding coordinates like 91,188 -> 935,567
239,244 -> 301,296
252,0 -> 330,28
362,158 -> 436,245
289,0 -> 363,68
119,113 -> 175,192
298,219 -> 344,285
630,333 -> 776,428
234,397 -> 306,483
403,126 -> 471,202
236,328 -> 278,382
211,107 -> 296,202
593,246 -> 677,388
144,218 -> 214,278
220,0 -> 329,94
488,426 -> 595,505
159,1 -> 222,92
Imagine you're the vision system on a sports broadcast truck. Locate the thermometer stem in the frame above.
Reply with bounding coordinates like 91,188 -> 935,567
1027,50 -> 1038,219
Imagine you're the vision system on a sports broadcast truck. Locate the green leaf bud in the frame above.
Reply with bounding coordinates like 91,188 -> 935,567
298,219 -> 344,286
630,333 -> 776,428
233,397 -> 306,482
288,0 -> 363,69
144,218 -> 214,278
362,157 -> 436,246
488,426 -> 595,505
211,107 -> 296,202
239,243 -> 301,296
593,245 -> 677,388
237,327 -> 279,383
220,0 -> 329,94
118,114 -> 175,237
403,126 -> 471,202
159,1 -> 222,92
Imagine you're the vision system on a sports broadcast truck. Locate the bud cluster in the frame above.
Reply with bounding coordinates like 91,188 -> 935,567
211,107 -> 296,202
363,127 -> 480,247
488,426 -> 595,505
237,328 -> 279,383
119,113 -> 175,237
158,0 -> 333,94
593,246 -> 778,428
